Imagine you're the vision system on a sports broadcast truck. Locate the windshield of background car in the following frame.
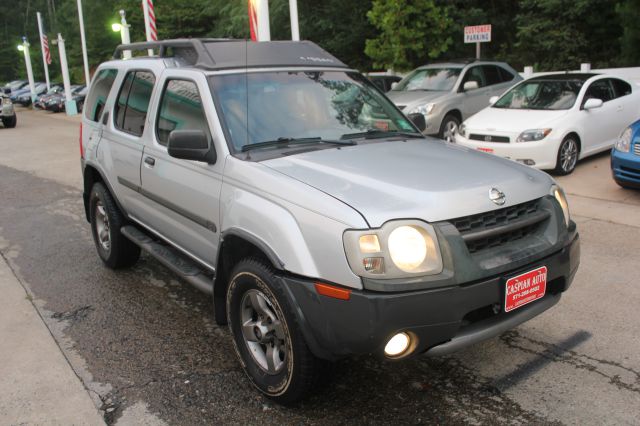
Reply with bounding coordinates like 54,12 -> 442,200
208,70 -> 416,152
393,68 -> 462,92
494,80 -> 584,110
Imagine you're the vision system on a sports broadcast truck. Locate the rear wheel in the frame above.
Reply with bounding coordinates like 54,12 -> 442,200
553,136 -> 580,175
2,114 -> 17,128
89,182 -> 140,269
439,114 -> 460,142
226,258 -> 324,405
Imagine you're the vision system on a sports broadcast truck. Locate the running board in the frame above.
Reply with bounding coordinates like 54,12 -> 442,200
120,225 -> 214,295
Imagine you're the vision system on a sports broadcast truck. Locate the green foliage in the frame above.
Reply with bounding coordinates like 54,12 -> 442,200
617,0 -> 640,66
365,0 -> 453,71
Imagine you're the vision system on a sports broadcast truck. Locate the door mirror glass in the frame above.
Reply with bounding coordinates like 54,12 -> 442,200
489,95 -> 499,105
583,98 -> 603,110
167,129 -> 216,164
463,81 -> 479,91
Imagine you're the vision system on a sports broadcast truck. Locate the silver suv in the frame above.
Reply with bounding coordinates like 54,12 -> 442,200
387,60 -> 522,141
81,39 -> 579,404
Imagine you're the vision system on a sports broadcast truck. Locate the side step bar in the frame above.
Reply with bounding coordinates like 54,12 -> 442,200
121,225 -> 214,295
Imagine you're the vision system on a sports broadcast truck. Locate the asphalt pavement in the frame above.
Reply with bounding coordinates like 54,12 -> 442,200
0,108 -> 639,425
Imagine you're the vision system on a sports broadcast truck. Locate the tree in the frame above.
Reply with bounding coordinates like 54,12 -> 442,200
617,0 -> 640,66
364,0 -> 453,71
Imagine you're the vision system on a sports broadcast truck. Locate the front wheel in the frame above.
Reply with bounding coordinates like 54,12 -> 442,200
553,136 -> 580,175
439,114 -> 460,142
2,114 -> 17,128
226,259 -> 324,405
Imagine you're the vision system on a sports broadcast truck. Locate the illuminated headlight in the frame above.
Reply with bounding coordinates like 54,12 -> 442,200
2,97 -> 10,105
615,127 -> 632,153
551,185 -> 570,227
516,128 -> 552,142
408,103 -> 435,116
343,221 -> 443,279
458,123 -> 466,137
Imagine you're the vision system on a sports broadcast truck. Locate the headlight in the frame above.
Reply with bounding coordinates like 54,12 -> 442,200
458,123 -> 466,137
343,220 -> 443,279
615,126 -> 632,153
516,128 -> 552,142
551,185 -> 570,227
408,103 -> 435,116
2,97 -> 10,105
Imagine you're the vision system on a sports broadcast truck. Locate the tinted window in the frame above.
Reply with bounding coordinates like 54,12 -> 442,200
584,79 -> 614,103
611,78 -> 632,98
482,65 -> 502,86
114,71 -> 155,137
497,66 -> 516,82
156,79 -> 211,146
461,66 -> 485,89
84,69 -> 117,122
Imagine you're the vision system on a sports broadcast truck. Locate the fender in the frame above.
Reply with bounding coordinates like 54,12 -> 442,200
82,160 -> 128,223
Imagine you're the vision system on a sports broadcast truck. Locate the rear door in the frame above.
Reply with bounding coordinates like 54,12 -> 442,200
100,69 -> 156,216
137,71 -> 224,268
579,78 -> 616,154
610,78 -> 637,131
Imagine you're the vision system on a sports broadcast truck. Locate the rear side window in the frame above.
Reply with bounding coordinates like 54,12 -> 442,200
84,69 -> 117,122
611,78 -> 632,98
114,71 -> 155,137
482,65 -> 502,86
498,66 -> 516,82
156,79 -> 211,146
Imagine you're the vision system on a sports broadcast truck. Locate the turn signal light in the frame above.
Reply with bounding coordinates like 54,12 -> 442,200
315,282 -> 351,300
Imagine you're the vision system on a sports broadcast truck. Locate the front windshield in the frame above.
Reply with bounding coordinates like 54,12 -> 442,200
209,71 -> 417,153
393,68 -> 461,92
494,80 -> 584,110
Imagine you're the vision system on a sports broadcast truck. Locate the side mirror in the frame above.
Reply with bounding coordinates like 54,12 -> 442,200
463,81 -> 479,91
489,95 -> 499,105
390,82 -> 399,90
167,129 -> 216,164
583,98 -> 603,110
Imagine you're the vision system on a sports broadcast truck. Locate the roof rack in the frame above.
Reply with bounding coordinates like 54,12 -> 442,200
112,38 -> 234,69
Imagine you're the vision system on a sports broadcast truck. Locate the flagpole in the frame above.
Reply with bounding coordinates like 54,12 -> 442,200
142,0 -> 154,56
76,0 -> 91,86
36,12 -> 51,91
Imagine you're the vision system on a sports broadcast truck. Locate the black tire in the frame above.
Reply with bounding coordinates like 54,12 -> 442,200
553,136 -> 580,175
439,113 -> 460,142
89,182 -> 140,269
2,114 -> 17,128
226,258 -> 324,405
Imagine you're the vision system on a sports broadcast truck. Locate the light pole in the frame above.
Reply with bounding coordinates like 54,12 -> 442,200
53,34 -> 77,116
289,0 -> 299,41
76,0 -> 91,86
17,38 -> 37,104
112,10 -> 132,59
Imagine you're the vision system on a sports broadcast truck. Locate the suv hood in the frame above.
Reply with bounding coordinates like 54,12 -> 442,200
262,139 -> 553,227
386,90 -> 448,108
466,107 -> 569,133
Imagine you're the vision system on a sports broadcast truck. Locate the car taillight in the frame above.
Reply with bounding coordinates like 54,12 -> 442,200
79,123 -> 84,159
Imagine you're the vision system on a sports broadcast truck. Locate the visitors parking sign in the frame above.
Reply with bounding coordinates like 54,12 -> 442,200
464,25 -> 492,43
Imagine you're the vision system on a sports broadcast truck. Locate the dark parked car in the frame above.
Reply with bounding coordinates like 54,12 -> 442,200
45,85 -> 87,112
34,84 -> 64,109
12,82 -> 48,106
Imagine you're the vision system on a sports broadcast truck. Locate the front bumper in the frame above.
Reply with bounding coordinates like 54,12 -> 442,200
455,133 -> 561,170
280,232 -> 579,361
611,148 -> 640,187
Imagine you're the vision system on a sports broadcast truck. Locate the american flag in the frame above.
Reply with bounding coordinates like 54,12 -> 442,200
42,33 -> 51,65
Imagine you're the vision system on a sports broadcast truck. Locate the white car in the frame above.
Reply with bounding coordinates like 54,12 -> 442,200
455,73 -> 640,174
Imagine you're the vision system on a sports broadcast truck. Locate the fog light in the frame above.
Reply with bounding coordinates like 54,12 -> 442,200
384,332 -> 411,357
516,159 -> 536,166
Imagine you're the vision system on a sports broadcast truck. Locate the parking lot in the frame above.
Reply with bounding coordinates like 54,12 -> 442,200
1,107 -> 639,425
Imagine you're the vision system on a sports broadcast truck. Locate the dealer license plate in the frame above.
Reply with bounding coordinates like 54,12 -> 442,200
504,266 -> 547,313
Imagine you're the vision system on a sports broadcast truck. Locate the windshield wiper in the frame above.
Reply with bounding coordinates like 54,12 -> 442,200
340,129 -> 424,140
241,137 -> 355,152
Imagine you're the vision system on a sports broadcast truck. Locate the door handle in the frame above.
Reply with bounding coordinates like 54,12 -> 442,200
617,105 -> 623,111
144,156 -> 156,166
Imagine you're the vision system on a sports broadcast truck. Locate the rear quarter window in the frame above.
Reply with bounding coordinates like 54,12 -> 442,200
84,69 -> 118,122
611,78 -> 632,98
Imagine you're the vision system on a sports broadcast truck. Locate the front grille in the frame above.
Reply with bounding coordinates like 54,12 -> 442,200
620,165 -> 640,179
634,144 -> 640,156
469,134 -> 510,143
450,199 -> 549,253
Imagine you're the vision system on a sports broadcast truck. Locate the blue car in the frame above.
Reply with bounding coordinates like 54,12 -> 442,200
611,119 -> 640,189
